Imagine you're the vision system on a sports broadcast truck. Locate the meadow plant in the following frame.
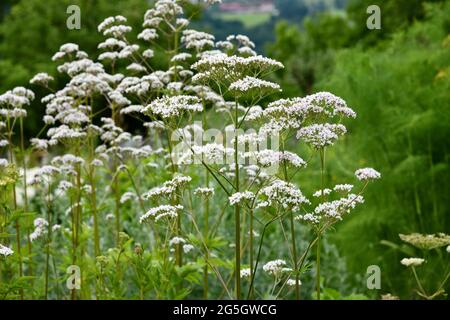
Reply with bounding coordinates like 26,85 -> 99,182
0,0 -> 380,300
398,233 -> 450,300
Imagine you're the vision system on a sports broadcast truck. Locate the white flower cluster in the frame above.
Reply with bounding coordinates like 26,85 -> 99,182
30,218 -> 49,241
189,143 -> 234,164
286,279 -> 302,287
229,76 -> 281,94
139,204 -> 183,223
304,91 -> 356,119
142,95 -> 202,119
138,28 -> 159,42
0,87 -> 34,112
229,191 -> 255,205
297,193 -> 365,224
0,244 -> 14,257
400,257 -> 425,267
30,72 -> 54,86
355,168 -> 381,181
246,149 -> 306,169
313,188 -> 332,197
120,192 -> 138,204
182,29 -> 215,51
259,92 -> 356,135
240,268 -> 251,278
143,175 -> 192,199
192,54 -> 284,85
296,123 -> 347,149
168,237 -> 194,253
98,16 -> 131,38
29,165 -> 61,185
0,159 -> 9,167
263,259 -> 287,276
169,236 -> 186,246
312,184 -> 353,197
52,43 -> 82,61
257,180 -> 310,212
334,184 -> 354,192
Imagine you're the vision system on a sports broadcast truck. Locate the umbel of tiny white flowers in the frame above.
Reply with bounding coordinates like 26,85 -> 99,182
400,257 -> 425,267
0,244 -> 14,257
399,233 -> 450,250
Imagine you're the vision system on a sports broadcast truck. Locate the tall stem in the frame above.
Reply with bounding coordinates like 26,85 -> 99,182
249,207 -> 254,299
234,100 -> 241,299
203,171 -> 210,299
89,98 -> 100,256
316,233 -> 321,300
316,148 -> 326,300
44,184 -> 52,299
290,212 -> 300,300
6,115 -> 23,299
167,133 -> 182,267
20,118 -> 33,287
282,139 -> 300,300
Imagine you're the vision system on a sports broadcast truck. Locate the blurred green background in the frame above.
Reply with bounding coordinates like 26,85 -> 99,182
1,0 -> 449,298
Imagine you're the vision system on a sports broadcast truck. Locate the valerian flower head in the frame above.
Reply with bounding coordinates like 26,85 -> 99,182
333,184 -> 353,193
257,180 -> 310,212
98,16 -> 131,38
120,192 -> 138,204
263,259 -> 287,276
229,191 -> 255,206
142,175 -> 192,199
0,87 -> 34,108
229,76 -> 281,96
296,123 -> 347,149
192,54 -> 283,86
182,29 -> 215,52
240,268 -> 251,278
142,95 -> 202,119
139,204 -> 183,223
30,73 -> 54,86
169,237 -> 186,246
400,257 -> 425,267
0,244 -> 14,257
355,168 -> 381,181
29,165 -> 61,185
30,218 -> 49,241
286,279 -> 302,287
246,150 -> 306,169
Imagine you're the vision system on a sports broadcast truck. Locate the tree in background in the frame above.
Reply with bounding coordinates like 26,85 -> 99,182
317,2 -> 450,297
0,0 -> 151,135
268,0 -> 447,97
270,0 -> 450,297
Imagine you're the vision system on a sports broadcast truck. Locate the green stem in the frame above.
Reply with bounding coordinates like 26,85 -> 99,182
411,266 -> 427,297
316,233 -> 321,300
249,208 -> 254,299
234,100 -> 241,300
6,115 -> 23,299
290,212 -> 300,300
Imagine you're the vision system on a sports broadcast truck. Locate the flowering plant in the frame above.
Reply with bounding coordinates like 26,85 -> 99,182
0,0 -> 380,300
